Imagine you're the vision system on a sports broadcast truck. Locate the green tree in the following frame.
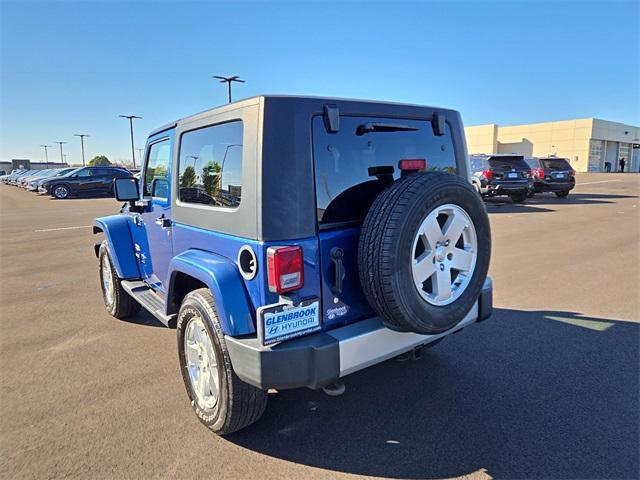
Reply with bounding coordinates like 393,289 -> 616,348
202,161 -> 221,197
88,155 -> 111,166
180,165 -> 197,188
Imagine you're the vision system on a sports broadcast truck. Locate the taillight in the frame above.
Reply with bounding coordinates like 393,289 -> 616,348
570,170 -> 576,177
398,159 -> 426,171
267,246 -> 304,294
532,168 -> 545,179
482,169 -> 494,180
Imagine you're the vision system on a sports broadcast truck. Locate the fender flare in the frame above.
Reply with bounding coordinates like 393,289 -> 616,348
167,249 -> 255,336
93,215 -> 141,279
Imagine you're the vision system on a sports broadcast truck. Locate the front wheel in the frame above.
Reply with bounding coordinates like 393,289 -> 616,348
555,190 -> 570,198
52,184 -> 70,199
177,288 -> 268,435
99,242 -> 141,319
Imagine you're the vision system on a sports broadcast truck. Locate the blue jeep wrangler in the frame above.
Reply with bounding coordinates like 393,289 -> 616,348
94,96 -> 493,434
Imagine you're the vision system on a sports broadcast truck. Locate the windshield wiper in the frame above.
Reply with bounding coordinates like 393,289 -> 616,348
356,122 -> 419,136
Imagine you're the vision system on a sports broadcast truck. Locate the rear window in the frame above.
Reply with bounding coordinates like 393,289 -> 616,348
313,115 -> 457,225
470,156 -> 487,171
525,158 -> 540,168
487,156 -> 529,171
541,158 -> 572,170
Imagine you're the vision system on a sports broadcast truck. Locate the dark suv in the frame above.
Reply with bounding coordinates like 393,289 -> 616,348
470,154 -> 532,203
40,166 -> 131,199
525,157 -> 576,198
94,96 -> 493,434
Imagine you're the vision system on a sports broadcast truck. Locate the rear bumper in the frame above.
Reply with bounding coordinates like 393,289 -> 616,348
532,179 -> 575,192
226,277 -> 493,390
481,180 -> 530,195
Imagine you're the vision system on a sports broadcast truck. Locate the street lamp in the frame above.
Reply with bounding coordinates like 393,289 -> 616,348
187,155 -> 200,169
54,141 -> 67,167
219,144 -> 242,192
119,115 -> 142,168
74,134 -> 89,166
212,75 -> 245,103
40,145 -> 51,169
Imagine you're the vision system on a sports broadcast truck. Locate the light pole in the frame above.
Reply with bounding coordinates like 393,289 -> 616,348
54,141 -> 67,167
119,115 -> 142,168
74,134 -> 89,166
219,144 -> 242,192
212,75 -> 245,103
40,145 -> 51,169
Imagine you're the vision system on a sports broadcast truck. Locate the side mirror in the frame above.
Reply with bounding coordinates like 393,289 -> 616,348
114,177 -> 139,201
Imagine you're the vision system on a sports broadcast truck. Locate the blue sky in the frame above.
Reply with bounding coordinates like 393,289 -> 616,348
1,1 -> 638,165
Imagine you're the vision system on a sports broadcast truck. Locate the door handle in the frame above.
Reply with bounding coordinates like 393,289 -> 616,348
155,214 -> 172,228
329,247 -> 344,296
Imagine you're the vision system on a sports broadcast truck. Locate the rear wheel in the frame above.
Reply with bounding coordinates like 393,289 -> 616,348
358,172 -> 491,334
98,241 -> 141,319
555,190 -> 570,198
52,184 -> 70,199
509,191 -> 528,203
177,288 -> 268,435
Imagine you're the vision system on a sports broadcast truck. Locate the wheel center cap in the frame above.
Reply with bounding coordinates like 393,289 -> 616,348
434,245 -> 446,262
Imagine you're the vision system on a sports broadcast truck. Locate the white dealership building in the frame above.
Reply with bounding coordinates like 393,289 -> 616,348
465,118 -> 639,173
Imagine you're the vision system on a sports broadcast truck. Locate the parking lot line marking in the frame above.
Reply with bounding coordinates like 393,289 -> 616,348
35,225 -> 92,233
577,179 -> 622,186
546,316 -> 614,331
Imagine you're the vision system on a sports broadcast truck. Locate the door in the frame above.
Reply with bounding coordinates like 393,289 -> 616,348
73,167 -> 98,193
137,136 -> 174,291
311,114 -> 459,329
94,168 -> 117,193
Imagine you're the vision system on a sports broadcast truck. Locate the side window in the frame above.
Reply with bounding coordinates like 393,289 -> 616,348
143,140 -> 171,199
76,168 -> 93,177
178,121 -> 243,208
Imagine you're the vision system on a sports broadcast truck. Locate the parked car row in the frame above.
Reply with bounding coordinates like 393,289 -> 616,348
470,154 -> 576,203
0,166 -> 132,198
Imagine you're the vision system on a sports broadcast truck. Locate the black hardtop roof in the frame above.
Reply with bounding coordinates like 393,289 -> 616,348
148,95 -> 460,137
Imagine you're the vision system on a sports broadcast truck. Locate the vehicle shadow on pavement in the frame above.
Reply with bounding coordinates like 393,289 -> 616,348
227,308 -> 639,480
483,200 -> 556,214
121,309 -> 166,328
527,192 -> 637,205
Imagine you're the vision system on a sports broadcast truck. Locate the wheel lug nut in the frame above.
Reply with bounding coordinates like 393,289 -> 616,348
439,263 -> 445,271
445,240 -> 450,246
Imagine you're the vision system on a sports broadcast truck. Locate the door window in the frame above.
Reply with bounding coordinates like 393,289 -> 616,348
76,168 -> 93,177
143,140 -> 171,199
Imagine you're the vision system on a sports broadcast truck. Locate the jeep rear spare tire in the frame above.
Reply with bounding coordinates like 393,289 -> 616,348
358,172 -> 491,334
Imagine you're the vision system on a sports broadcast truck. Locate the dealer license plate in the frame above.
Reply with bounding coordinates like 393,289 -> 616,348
258,299 -> 321,346
507,172 -> 518,179
555,173 -> 566,179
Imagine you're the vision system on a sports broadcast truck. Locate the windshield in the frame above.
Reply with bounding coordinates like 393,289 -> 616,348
541,158 -> 572,171
32,170 -> 56,178
58,168 -> 81,177
313,115 -> 457,225
488,156 -> 529,171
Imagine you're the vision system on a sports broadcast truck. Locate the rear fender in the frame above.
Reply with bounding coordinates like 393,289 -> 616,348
167,249 -> 255,336
93,215 -> 141,279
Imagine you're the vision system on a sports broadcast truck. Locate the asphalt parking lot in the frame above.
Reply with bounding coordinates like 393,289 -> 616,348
1,173 -> 638,480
